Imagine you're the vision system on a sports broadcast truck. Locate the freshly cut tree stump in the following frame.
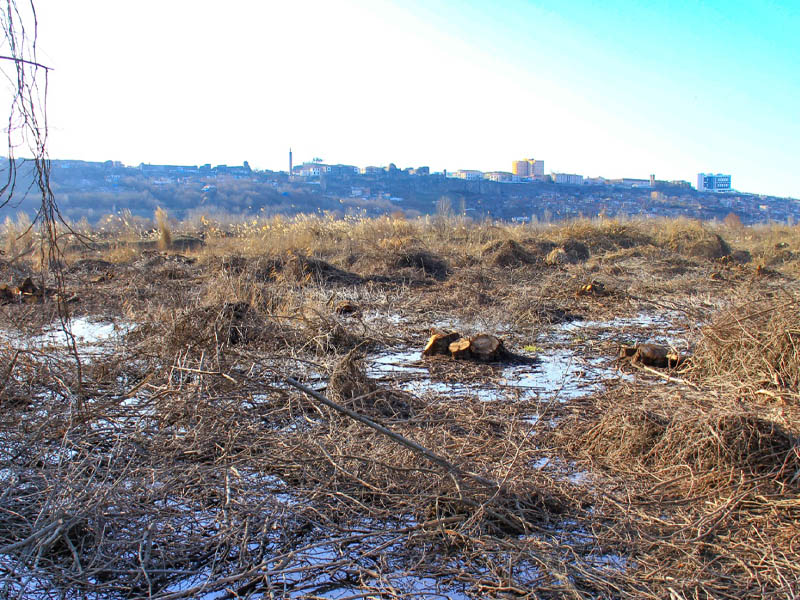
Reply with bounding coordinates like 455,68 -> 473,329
620,343 -> 685,369
576,280 -> 607,297
449,334 -> 508,362
468,334 -> 507,361
424,332 -> 510,362
422,332 -> 461,357
448,337 -> 473,360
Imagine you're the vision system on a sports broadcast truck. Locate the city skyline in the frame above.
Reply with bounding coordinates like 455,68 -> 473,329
26,1 -> 800,198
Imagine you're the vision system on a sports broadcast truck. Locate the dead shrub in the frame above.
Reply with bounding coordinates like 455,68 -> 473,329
579,404 -> 669,463
576,399 -> 798,480
155,207 -> 172,251
561,239 -> 591,262
544,241 -> 589,265
152,302 -> 283,352
257,252 -> 363,285
561,221 -> 654,253
545,247 -> 567,266
661,223 -> 731,260
329,350 -> 414,418
483,239 -> 538,268
68,258 -> 114,274
301,311 -> 364,355
391,249 -> 449,280
689,297 -> 800,391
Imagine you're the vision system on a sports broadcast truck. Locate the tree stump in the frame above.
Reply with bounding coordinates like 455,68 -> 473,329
448,337 -> 473,360
468,334 -> 507,361
422,332 -> 461,357
620,343 -> 685,369
448,334 -> 507,362
576,280 -> 607,297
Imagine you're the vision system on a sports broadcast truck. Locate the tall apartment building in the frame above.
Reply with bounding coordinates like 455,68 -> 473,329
697,173 -> 732,192
512,158 -> 544,178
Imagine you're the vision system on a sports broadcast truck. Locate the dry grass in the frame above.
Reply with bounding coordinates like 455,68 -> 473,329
155,207 -> 172,251
2,214 -> 800,598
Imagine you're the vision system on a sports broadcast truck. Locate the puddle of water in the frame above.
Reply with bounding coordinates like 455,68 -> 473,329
553,312 -> 688,346
1,317 -> 131,355
40,317 -> 130,346
368,347 -> 624,402
503,352 -> 618,401
367,350 -> 428,376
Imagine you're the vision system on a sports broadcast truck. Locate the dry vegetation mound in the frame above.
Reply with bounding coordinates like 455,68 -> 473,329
253,252 -> 364,285
560,221 -> 656,253
483,239 -> 540,267
67,258 -> 114,274
578,400 -> 798,479
329,350 -> 416,418
689,296 -> 800,391
146,302 -> 281,352
545,243 -> 590,266
662,226 -> 732,260
391,248 -> 450,280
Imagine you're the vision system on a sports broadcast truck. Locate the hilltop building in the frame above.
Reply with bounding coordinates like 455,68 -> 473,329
554,173 -> 584,185
452,169 -> 483,181
484,171 -> 514,182
293,162 -> 359,177
697,173 -> 732,192
512,158 -> 545,178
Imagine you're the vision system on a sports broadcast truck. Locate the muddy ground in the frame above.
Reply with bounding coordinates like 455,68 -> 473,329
1,218 -> 799,599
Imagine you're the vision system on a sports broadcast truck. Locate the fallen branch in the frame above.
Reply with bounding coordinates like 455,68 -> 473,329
285,377 -> 501,491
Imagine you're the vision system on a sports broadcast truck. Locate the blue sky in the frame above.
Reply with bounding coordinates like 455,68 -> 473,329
29,0 -> 800,197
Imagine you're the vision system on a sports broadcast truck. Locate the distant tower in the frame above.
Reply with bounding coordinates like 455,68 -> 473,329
289,148 -> 293,175
650,174 -> 655,187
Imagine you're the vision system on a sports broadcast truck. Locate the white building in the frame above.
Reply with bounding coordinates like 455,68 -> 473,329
484,171 -> 513,182
452,169 -> 483,181
697,173 -> 732,192
554,173 -> 584,185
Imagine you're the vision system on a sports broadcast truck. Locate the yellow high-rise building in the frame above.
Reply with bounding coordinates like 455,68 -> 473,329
512,160 -> 530,177
512,158 -> 544,178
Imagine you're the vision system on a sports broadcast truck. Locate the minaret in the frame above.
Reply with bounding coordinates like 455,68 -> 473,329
289,148 -> 293,175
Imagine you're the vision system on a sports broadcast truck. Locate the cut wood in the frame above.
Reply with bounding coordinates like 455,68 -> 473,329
468,334 -> 506,361
448,334 -> 507,362
576,280 -> 608,297
620,343 -> 685,369
448,337 -> 473,360
18,277 -> 38,295
422,331 -> 460,357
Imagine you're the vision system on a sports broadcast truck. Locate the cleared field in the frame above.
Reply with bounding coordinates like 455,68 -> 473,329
1,215 -> 799,599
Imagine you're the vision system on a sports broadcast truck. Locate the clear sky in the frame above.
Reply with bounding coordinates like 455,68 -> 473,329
28,0 -> 800,197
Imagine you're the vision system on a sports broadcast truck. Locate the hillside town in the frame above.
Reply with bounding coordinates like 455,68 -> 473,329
2,154 -> 796,226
